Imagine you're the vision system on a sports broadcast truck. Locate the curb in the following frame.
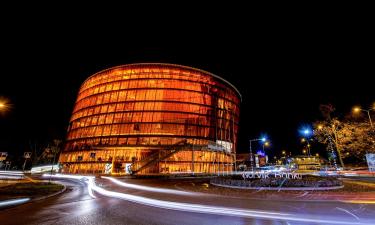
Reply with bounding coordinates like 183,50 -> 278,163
32,183 -> 67,202
0,182 -> 67,210
210,182 -> 345,191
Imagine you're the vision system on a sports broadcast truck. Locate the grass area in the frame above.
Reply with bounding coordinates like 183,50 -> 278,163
0,182 -> 64,201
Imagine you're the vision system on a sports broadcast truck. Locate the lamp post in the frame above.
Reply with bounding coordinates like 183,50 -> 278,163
301,138 -> 311,156
300,127 -> 313,156
249,137 -> 266,171
262,141 -> 269,151
353,106 -> 374,129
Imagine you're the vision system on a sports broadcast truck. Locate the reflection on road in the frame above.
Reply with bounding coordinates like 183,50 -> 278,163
41,174 -> 375,225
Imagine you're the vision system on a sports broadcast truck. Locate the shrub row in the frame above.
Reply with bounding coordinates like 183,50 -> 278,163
211,176 -> 342,188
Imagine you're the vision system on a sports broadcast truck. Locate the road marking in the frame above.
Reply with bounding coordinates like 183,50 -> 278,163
336,207 -> 360,221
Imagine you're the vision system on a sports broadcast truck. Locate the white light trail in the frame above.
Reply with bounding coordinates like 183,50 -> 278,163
0,170 -> 24,179
0,198 -> 30,208
47,174 -> 374,224
42,174 -> 96,198
31,165 -> 59,173
0,170 -> 24,175
101,176 -> 198,196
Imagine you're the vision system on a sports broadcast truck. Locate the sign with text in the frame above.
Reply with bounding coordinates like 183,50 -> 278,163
242,171 -> 303,180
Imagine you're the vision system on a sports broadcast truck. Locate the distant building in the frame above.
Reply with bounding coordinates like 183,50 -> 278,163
236,153 -> 267,170
59,63 -> 241,175
290,155 -> 321,171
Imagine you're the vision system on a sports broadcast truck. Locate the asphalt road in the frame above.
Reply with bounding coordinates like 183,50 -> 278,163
0,176 -> 375,225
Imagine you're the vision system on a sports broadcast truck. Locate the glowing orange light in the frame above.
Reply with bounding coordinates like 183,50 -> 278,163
353,107 -> 361,113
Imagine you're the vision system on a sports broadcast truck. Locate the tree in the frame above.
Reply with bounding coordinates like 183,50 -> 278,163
314,119 -> 375,166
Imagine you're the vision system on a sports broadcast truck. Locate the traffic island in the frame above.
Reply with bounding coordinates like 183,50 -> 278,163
0,182 -> 65,203
171,177 -> 375,202
210,174 -> 344,190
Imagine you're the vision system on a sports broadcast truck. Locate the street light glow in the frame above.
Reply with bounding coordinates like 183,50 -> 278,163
353,106 -> 361,113
0,98 -> 10,112
299,126 -> 313,138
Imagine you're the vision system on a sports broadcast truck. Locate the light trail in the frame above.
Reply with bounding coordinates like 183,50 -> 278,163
0,198 -> 30,208
101,176 -> 199,196
0,170 -> 24,179
31,164 -> 59,173
42,174 -> 96,198
0,171 -> 24,175
47,174 -> 375,224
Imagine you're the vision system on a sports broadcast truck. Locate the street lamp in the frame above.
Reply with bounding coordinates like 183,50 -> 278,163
262,141 -> 270,151
353,106 -> 374,129
0,102 -> 7,111
249,136 -> 267,171
0,99 -> 10,114
299,127 -> 313,156
301,138 -> 311,156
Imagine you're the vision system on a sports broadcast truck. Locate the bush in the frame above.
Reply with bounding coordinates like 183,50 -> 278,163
211,175 -> 342,188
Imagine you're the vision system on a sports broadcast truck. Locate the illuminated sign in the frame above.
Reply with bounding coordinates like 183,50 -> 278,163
216,140 -> 233,153
242,171 -> 303,179
24,152 -> 32,159
125,163 -> 132,174
366,153 -> 375,172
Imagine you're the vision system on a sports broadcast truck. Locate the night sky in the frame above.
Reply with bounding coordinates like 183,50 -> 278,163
1,12 -> 374,160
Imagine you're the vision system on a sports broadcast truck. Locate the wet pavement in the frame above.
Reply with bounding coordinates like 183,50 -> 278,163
0,176 -> 374,225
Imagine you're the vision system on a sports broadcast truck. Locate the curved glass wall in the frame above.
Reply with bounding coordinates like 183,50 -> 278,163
59,63 -> 241,174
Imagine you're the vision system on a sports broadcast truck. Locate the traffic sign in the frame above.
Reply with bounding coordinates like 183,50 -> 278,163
0,152 -> 7,161
24,152 -> 32,158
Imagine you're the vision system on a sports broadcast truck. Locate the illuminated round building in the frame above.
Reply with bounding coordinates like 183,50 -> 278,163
59,63 -> 241,175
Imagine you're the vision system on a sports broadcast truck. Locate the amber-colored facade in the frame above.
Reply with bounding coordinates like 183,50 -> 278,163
59,63 -> 241,175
